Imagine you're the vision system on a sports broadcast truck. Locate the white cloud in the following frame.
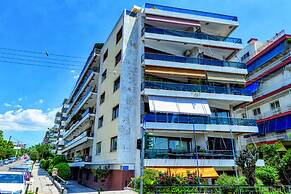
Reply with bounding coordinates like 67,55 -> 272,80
15,105 -> 22,108
70,70 -> 75,73
18,98 -> 23,101
38,99 -> 44,104
0,108 -> 59,131
73,75 -> 79,79
4,103 -> 12,107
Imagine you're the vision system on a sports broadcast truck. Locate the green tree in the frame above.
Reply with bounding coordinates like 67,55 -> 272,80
0,130 -> 16,159
54,163 -> 71,180
278,149 -> 291,185
256,166 -> 279,186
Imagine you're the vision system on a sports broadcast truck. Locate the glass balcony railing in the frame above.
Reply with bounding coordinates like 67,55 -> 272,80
145,3 -> 238,21
144,113 -> 257,126
145,149 -> 234,159
142,81 -> 252,96
144,27 -> 242,44
142,53 -> 246,69
65,131 -> 93,147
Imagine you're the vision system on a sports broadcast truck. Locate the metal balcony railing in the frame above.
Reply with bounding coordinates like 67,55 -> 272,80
145,149 -> 234,159
142,81 -> 252,96
142,53 -> 246,69
64,131 -> 93,147
144,113 -> 257,126
144,27 -> 242,44
145,3 -> 238,21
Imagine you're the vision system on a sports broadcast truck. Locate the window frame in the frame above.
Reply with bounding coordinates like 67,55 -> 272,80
116,26 -> 123,44
253,108 -> 261,116
98,116 -> 104,128
110,136 -> 117,152
270,100 -> 280,110
115,50 -> 121,66
101,69 -> 107,82
112,105 -> 119,120
103,49 -> 108,62
96,141 -> 102,155
113,76 -> 120,92
100,92 -> 105,105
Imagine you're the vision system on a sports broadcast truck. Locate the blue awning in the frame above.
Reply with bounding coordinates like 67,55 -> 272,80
241,81 -> 260,95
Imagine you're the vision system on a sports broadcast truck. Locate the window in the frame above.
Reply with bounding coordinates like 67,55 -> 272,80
110,136 -> 117,152
98,116 -> 103,128
115,50 -> 121,66
112,105 -> 119,120
116,27 -> 123,44
241,52 -> 250,61
100,92 -> 105,105
103,49 -> 108,62
270,100 -> 280,111
101,70 -> 107,82
94,175 -> 98,182
208,137 -> 234,151
242,113 -> 247,118
113,76 -> 120,92
96,142 -> 101,155
253,108 -> 261,116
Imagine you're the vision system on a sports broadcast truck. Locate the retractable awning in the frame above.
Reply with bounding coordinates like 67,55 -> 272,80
207,72 -> 246,83
146,167 -> 218,178
148,96 -> 211,115
145,14 -> 200,27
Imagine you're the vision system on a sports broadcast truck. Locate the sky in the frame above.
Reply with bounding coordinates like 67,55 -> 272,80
0,0 -> 290,146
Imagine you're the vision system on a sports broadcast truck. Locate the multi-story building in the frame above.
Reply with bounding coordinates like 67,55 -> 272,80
43,127 -> 59,147
60,43 -> 102,166
234,31 -> 291,146
54,99 -> 69,154
69,3 -> 263,190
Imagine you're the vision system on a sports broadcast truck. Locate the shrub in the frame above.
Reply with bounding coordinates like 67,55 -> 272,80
40,159 -> 49,170
256,166 -> 279,186
215,174 -> 247,193
54,163 -> 71,180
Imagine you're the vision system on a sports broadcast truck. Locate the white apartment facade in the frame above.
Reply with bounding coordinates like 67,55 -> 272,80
234,32 -> 291,146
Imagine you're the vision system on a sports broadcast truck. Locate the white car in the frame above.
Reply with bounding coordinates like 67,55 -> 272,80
0,171 -> 28,194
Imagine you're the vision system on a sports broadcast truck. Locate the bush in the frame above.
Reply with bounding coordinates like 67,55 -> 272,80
40,159 -> 49,170
215,174 -> 247,193
256,166 -> 279,186
54,163 -> 71,180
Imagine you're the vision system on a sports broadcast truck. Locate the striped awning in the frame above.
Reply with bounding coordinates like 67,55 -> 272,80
145,66 -> 206,78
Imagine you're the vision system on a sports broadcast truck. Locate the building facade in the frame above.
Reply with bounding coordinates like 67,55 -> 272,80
55,3 -> 265,191
234,32 -> 291,146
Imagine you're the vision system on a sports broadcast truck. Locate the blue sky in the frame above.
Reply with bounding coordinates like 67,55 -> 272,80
0,0 -> 290,146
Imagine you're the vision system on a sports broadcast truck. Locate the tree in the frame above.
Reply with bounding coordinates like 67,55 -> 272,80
0,130 -> 16,159
258,144 -> 282,168
256,166 -> 279,186
236,148 -> 258,186
54,163 -> 71,180
278,149 -> 291,185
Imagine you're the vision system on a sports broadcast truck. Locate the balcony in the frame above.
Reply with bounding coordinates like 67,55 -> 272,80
143,53 -> 246,70
68,155 -> 92,167
253,105 -> 291,120
145,149 -> 234,159
144,113 -> 258,133
145,3 -> 238,22
66,87 -> 97,126
63,108 -> 95,139
62,131 -> 93,153
142,81 -> 252,103
67,71 -> 98,114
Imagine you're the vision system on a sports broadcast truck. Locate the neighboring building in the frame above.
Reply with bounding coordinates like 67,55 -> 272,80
43,127 -> 59,147
234,31 -> 291,146
59,43 -> 102,175
54,99 -> 69,154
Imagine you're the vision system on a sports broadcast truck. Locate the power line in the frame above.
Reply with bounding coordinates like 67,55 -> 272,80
0,56 -> 83,67
0,60 -> 81,71
0,51 -> 85,63
0,47 -> 87,59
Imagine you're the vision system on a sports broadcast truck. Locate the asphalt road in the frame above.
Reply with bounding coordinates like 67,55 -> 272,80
0,160 -> 23,171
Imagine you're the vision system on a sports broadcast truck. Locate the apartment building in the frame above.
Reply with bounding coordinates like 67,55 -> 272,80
59,44 -> 102,170
64,4 -> 264,191
43,127 -> 58,147
234,32 -> 291,146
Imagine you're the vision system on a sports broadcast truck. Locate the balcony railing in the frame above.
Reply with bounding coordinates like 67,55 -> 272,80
145,3 -> 238,21
144,113 -> 257,126
252,105 -> 291,120
142,81 -> 252,96
64,131 -> 93,147
144,27 -> 242,44
142,53 -> 246,69
145,149 -> 234,159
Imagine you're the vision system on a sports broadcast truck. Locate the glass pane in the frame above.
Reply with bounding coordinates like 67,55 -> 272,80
153,137 -> 168,149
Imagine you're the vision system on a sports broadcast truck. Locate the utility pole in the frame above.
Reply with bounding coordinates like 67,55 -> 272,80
139,126 -> 145,194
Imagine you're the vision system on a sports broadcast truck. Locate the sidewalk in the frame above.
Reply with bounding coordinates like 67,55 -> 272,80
28,163 -> 60,194
66,181 -> 137,194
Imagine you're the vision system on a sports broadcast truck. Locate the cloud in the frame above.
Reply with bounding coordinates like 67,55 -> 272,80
15,105 -> 22,108
0,108 -> 59,131
73,75 -> 79,79
70,70 -> 75,73
38,99 -> 44,104
4,103 -> 12,107
18,98 -> 23,101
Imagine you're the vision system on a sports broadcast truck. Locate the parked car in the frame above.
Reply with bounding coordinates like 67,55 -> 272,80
0,171 -> 29,194
4,159 -> 10,165
0,160 -> 4,166
9,165 -> 32,178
